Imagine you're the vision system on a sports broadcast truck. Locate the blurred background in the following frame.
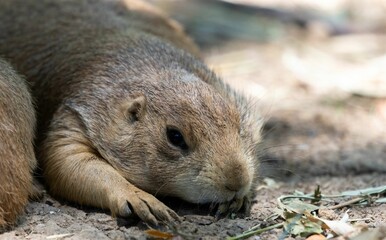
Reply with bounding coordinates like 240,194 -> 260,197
148,0 -> 386,178
150,0 -> 386,99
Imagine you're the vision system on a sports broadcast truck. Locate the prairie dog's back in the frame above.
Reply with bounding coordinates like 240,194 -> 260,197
0,0 -> 199,68
0,59 -> 36,230
0,0 -> 200,135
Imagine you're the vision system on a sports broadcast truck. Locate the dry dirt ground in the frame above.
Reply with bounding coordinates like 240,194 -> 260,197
1,2 -> 386,240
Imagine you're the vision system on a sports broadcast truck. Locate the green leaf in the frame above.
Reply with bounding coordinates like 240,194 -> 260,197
341,185 -> 386,196
375,197 -> 386,203
279,199 -> 320,214
284,214 -> 323,237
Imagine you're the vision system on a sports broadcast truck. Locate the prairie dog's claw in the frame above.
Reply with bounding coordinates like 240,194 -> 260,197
216,195 -> 252,219
114,189 -> 179,225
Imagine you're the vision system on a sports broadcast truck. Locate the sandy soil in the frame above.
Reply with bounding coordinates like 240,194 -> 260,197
1,3 -> 386,240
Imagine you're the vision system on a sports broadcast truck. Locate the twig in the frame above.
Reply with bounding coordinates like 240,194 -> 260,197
324,197 -> 364,210
227,222 -> 284,240
46,233 -> 74,239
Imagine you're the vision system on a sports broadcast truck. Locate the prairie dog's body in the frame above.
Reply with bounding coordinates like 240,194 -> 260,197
0,59 -> 36,229
0,0 -> 262,225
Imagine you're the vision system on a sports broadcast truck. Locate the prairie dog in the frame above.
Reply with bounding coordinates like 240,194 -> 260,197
0,0 -> 262,225
0,59 -> 36,230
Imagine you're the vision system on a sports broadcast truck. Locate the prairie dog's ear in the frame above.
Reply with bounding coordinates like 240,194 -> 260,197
122,94 -> 147,123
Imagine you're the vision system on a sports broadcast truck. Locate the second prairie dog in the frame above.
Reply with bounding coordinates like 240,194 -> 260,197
0,0 -> 263,225
0,59 -> 36,230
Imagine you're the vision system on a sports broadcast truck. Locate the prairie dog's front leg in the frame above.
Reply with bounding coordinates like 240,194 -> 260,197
41,108 -> 178,225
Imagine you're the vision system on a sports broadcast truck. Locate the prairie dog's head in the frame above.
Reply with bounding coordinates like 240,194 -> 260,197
79,66 -> 262,205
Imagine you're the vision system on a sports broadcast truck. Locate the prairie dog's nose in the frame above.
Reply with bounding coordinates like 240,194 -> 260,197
224,160 -> 251,194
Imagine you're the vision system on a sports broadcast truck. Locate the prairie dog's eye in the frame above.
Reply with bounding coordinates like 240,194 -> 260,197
166,127 -> 188,150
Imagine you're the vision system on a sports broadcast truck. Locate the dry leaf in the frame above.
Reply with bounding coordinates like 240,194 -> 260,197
306,234 -> 327,240
314,212 -> 356,236
145,229 -> 175,239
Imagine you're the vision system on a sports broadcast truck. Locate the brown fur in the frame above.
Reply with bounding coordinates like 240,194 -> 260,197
0,0 -> 263,225
0,59 -> 36,230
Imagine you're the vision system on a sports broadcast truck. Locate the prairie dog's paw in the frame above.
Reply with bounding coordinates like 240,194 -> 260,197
113,189 -> 180,225
216,195 -> 252,218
